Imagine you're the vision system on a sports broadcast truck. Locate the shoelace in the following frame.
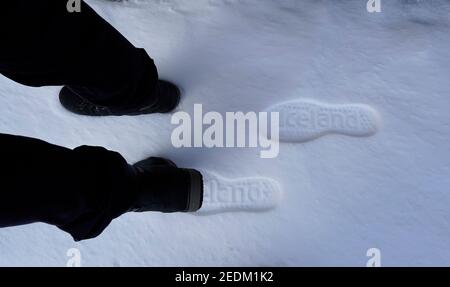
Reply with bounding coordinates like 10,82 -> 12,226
77,99 -> 112,115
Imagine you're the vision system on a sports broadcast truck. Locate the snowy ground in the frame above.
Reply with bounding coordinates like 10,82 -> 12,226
0,0 -> 450,266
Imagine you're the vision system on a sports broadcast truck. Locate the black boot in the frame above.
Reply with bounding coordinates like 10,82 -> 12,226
129,157 -> 203,213
59,80 -> 181,116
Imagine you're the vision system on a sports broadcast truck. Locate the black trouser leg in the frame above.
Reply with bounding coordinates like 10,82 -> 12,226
0,0 -> 159,108
0,1 -> 162,241
0,133 -> 136,241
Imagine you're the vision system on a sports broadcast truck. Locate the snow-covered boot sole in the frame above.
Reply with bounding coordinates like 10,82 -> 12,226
195,171 -> 282,215
264,99 -> 380,142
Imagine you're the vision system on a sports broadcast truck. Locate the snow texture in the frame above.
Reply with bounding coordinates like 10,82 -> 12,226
0,0 -> 449,266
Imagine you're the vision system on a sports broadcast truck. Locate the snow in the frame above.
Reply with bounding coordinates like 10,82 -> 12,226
0,0 -> 450,266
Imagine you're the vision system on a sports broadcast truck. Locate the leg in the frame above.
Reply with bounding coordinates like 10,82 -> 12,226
0,1 -> 160,109
0,133 -> 135,241
0,133 -> 203,241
